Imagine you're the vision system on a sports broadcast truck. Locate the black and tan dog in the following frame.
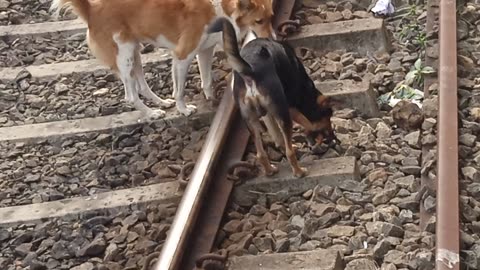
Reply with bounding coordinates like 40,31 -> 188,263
208,17 -> 338,178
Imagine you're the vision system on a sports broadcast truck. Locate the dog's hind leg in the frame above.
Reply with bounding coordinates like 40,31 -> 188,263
242,102 -> 279,176
196,45 -> 216,100
133,47 -> 175,108
262,113 -> 284,149
113,34 -> 164,119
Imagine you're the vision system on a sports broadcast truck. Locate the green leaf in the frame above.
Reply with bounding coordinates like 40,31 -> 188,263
414,58 -> 422,70
405,70 -> 417,85
421,66 -> 435,74
378,93 -> 392,104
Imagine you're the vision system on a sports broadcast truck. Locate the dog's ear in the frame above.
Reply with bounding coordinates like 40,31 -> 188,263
259,46 -> 270,58
233,71 -> 254,89
318,95 -> 342,110
241,74 -> 254,87
316,95 -> 331,108
237,0 -> 253,10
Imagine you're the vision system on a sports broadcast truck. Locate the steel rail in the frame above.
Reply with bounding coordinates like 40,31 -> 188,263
155,86 -> 239,270
436,0 -> 460,268
156,1 -> 299,269
177,109 -> 250,270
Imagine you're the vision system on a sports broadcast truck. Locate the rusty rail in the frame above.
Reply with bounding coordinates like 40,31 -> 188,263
436,0 -> 460,268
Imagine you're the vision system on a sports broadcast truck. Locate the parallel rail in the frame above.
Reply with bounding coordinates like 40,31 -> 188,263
436,0 -> 460,268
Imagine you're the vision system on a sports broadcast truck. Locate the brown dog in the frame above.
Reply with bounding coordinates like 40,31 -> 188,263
51,0 -> 275,118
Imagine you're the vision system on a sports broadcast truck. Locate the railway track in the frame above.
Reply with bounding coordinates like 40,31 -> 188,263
0,0 -> 473,269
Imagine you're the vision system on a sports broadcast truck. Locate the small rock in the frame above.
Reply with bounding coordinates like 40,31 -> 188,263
151,163 -> 176,178
414,250 -> 434,270
326,11 -> 343,22
462,166 -> 480,182
224,220 -> 242,233
423,97 -> 438,118
399,209 -> 413,223
372,188 -> 397,205
462,250 -> 479,269
470,107 -> 480,121
353,11 -> 370,18
252,236 -> 274,252
400,166 -> 421,175
54,83 -> 69,95
373,240 -> 391,259
0,229 -> 11,243
250,205 -> 268,216
423,196 -> 436,213
135,238 -> 157,253
404,131 -> 420,148
368,168 -> 388,184
104,243 -> 120,261
275,238 -> 290,252
71,262 -> 95,270
327,225 -> 355,237
25,174 -> 41,183
345,258 -> 377,270
310,203 -> 335,216
78,237 -> 107,257
15,243 -> 32,257
299,240 -> 321,251
459,134 -> 477,147
342,9 -> 353,20
366,221 -> 404,238
247,244 -> 259,255
291,215 -> 305,229
338,180 -> 367,193
51,241 -> 72,259
325,59 -> 343,73
384,250 -> 408,267
93,88 -> 110,96
391,101 -> 424,131
376,122 -> 392,139
393,175 -> 415,190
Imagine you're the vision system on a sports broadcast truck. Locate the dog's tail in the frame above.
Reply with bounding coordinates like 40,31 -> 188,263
207,17 -> 253,77
50,0 -> 90,22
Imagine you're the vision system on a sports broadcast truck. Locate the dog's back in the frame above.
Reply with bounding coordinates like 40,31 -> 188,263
240,39 -> 329,117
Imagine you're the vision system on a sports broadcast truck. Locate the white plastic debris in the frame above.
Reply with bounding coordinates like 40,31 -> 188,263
371,0 -> 395,16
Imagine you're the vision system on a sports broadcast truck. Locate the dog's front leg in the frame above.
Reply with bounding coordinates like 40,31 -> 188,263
274,115 -> 307,178
196,46 -> 216,100
172,56 -> 197,116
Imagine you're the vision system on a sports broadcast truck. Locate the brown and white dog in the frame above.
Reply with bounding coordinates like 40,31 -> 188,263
50,0 -> 275,118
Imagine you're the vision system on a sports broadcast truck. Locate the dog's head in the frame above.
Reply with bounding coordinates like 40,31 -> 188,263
230,0 -> 275,39
305,95 -> 340,148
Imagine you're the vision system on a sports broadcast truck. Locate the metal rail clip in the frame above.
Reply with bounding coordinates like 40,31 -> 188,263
194,250 -> 228,270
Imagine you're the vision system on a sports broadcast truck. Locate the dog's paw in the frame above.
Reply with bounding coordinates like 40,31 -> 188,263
145,109 -> 166,120
204,90 -> 215,100
179,104 -> 197,116
160,98 -> 175,108
293,167 -> 308,178
265,164 -> 279,177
